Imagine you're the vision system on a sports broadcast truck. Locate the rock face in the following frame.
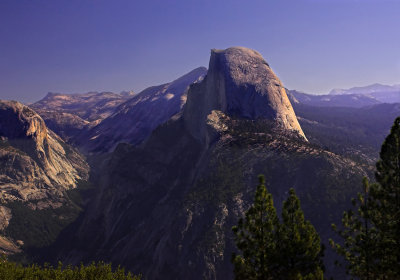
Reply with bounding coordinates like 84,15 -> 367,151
80,67 -> 207,153
33,110 -> 93,143
54,48 -> 369,279
0,100 -> 89,203
0,100 -> 89,253
184,47 -> 306,142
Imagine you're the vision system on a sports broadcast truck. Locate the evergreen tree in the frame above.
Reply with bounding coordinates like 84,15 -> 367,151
231,175 -> 279,280
232,177 -> 324,279
278,188 -> 324,280
331,117 -> 400,279
330,178 -> 379,279
371,116 -> 400,276
0,257 -> 141,280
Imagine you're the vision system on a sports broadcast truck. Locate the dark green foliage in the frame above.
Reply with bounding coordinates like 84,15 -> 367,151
0,257 -> 141,280
331,117 -> 400,279
4,180 -> 91,250
372,116 -> 400,276
278,188 -> 324,279
232,176 -> 324,279
186,159 -> 244,207
232,175 -> 279,280
330,178 -> 380,279
5,201 -> 80,249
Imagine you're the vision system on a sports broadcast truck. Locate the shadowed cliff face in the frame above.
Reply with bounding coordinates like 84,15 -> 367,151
184,47 -> 306,143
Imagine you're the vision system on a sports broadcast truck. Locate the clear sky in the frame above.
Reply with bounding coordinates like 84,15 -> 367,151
1,0 -> 400,103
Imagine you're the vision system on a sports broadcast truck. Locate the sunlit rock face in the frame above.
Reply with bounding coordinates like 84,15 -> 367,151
184,47 -> 306,143
0,100 -> 89,205
0,100 -> 90,255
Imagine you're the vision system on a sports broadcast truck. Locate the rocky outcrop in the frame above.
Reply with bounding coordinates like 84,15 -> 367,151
80,67 -> 207,153
0,235 -> 21,254
0,100 -> 90,254
0,100 -> 89,205
184,47 -> 306,143
33,109 -> 93,143
0,206 -> 11,231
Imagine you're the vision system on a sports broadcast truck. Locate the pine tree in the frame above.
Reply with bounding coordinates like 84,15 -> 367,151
331,117 -> 400,279
371,116 -> 400,276
330,177 -> 379,279
278,188 -> 324,280
232,177 -> 324,279
231,175 -> 279,280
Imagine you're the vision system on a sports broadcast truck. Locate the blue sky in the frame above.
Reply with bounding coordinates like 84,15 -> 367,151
1,0 -> 400,102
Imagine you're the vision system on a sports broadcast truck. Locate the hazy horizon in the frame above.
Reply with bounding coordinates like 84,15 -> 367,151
1,0 -> 400,103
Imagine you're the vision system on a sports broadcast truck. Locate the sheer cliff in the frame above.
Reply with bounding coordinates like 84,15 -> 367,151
0,100 -> 89,254
184,47 -> 306,143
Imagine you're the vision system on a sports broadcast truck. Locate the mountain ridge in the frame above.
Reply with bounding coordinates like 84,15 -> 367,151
329,83 -> 400,95
78,66 -> 207,153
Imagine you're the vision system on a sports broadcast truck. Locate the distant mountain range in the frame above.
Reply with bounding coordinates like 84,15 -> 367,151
288,90 -> 380,108
288,83 -> 400,108
329,83 -> 400,95
31,91 -> 135,122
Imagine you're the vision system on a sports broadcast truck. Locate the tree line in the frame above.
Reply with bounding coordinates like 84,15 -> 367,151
0,259 -> 141,280
232,117 -> 400,279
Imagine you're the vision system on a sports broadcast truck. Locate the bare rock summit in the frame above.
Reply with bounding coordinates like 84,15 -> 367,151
184,47 -> 306,142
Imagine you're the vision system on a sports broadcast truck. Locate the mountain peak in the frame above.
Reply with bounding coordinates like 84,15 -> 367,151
184,47 -> 307,142
0,100 -> 48,147
211,46 -> 265,62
